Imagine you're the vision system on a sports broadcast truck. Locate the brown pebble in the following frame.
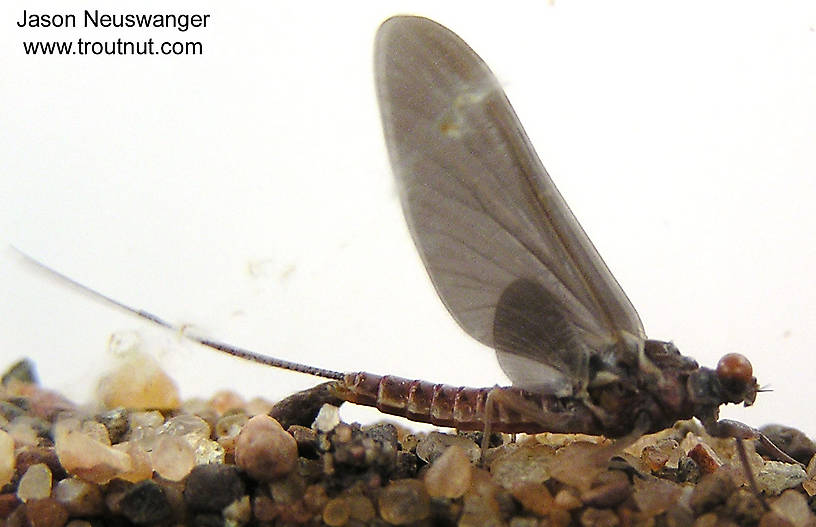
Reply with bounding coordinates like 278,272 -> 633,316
580,507 -> 619,527
378,479 -> 430,525
688,443 -> 722,474
5,503 -> 27,527
424,445 -> 472,499
459,468 -> 503,527
641,445 -> 670,471
223,495 -> 251,525
490,443 -> 556,489
0,492 -> 21,518
694,512 -> 720,527
210,390 -> 246,415
17,385 -> 76,421
768,489 -> 814,526
96,352 -> 180,410
322,497 -> 350,526
549,508 -> 573,527
723,488 -> 765,526
111,441 -> 152,483
25,498 -> 69,527
269,382 -> 344,429
245,397 -> 274,416
15,448 -> 64,485
508,517 -> 539,527
269,473 -> 306,504
346,494 -> 375,521
215,412 -> 248,439
252,495 -> 277,522
803,478 -> 816,497
510,482 -> 554,515
549,442 -> 610,492
234,415 -> 297,481
54,477 -> 104,516
288,425 -> 318,457
631,474 -> 683,515
0,430 -> 13,487
554,488 -> 582,510
416,431 -> 479,464
303,484 -> 329,513
758,511 -> 797,527
581,474 -> 631,509
689,470 -> 737,514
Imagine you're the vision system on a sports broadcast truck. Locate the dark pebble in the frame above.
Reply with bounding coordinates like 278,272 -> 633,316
119,480 -> 173,525
96,408 -> 129,444
2,359 -> 38,386
184,464 -> 245,513
332,427 -> 396,472
457,430 -> 503,449
723,488 -> 764,525
101,479 -> 132,516
0,401 -> 26,421
268,381 -> 344,429
363,423 -> 398,449
392,451 -> 419,479
191,512 -> 224,527
675,456 -> 701,483
759,424 -> 816,465
288,425 -> 319,458
7,398 -> 31,413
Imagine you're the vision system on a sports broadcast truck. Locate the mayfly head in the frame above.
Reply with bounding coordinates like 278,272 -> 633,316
715,352 -> 759,407
686,352 -> 759,414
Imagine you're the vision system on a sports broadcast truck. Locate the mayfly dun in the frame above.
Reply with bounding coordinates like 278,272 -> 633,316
17,15 -> 798,485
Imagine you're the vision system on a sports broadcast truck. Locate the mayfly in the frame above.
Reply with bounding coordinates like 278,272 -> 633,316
19,16 -> 796,473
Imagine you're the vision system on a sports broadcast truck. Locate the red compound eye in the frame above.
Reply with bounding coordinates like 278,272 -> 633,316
716,353 -> 753,383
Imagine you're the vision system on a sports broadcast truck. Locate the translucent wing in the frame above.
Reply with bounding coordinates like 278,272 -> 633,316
375,16 -> 645,394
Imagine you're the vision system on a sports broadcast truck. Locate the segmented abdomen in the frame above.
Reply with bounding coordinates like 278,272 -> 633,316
338,372 -> 601,434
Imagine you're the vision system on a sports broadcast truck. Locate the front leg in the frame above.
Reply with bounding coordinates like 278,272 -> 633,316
703,418 -> 801,466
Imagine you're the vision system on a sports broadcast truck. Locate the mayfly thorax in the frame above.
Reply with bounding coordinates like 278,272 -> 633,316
17,15 -> 798,476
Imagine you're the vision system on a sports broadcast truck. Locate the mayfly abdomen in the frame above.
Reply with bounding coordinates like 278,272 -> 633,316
339,372 -> 486,428
338,372 -> 599,434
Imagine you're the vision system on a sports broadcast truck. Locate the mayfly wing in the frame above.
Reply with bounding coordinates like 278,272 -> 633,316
375,16 -> 646,395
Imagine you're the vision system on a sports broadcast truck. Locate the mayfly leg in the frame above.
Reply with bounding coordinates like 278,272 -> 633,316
702,416 -> 802,511
702,418 -> 801,466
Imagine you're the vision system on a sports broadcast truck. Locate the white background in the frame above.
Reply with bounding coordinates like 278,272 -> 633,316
1,2 -> 814,438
